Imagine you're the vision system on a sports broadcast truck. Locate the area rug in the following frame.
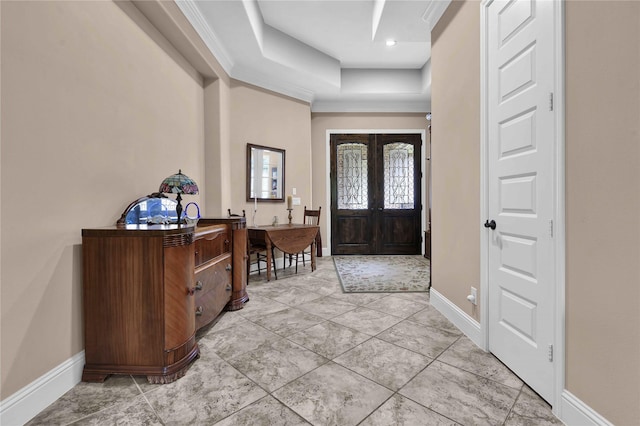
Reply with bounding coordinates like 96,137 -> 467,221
333,255 -> 430,293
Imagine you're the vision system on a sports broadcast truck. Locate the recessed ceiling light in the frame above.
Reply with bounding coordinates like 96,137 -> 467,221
386,39 -> 397,47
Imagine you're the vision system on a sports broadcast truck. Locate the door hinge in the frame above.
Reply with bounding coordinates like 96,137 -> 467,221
549,219 -> 554,238
549,92 -> 554,111
548,344 -> 554,362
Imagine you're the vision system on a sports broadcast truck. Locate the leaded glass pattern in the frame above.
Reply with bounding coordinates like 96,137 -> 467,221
337,143 -> 368,210
384,142 -> 414,209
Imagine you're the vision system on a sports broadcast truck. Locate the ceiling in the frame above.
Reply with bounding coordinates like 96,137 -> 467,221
176,0 -> 451,112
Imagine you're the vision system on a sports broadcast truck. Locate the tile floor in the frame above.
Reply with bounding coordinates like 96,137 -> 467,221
28,257 -> 564,426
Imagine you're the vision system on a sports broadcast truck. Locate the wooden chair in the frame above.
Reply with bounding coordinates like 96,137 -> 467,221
248,237 -> 277,279
231,209 -> 277,279
295,206 -> 321,273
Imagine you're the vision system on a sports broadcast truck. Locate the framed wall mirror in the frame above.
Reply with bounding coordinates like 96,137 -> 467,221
246,143 -> 285,202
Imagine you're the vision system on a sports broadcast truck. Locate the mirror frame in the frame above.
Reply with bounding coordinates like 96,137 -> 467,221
246,143 -> 286,202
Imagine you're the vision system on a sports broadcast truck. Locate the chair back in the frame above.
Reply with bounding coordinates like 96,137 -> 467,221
303,206 -> 321,226
228,209 -> 246,217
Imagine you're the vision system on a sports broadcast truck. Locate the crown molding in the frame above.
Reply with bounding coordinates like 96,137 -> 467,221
232,67 -> 316,104
175,0 -> 234,74
422,0 -> 452,31
312,99 -> 430,113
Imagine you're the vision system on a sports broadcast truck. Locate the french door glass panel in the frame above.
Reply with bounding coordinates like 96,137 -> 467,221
337,143 -> 368,210
384,142 -> 415,209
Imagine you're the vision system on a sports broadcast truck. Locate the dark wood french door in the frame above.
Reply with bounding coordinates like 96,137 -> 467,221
330,133 -> 422,255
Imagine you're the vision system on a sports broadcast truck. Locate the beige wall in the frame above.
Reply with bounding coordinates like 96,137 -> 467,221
565,2 -> 640,424
203,78 -> 232,216
229,82 -> 312,227
0,1 -> 206,398
431,0 -> 640,424
430,0 -> 481,321
310,113 -> 429,253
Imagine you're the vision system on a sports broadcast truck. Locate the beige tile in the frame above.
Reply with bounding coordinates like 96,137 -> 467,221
327,291 -> 388,306
214,396 -> 310,426
360,394 -> 459,426
271,285 -> 326,306
377,319 -> 460,358
236,293 -> 290,321
145,353 -> 267,424
251,306 -> 325,337
504,386 -> 563,426
227,339 -> 328,392
296,295 -> 358,319
67,395 -> 162,426
400,361 -> 520,426
334,338 -> 432,390
26,376 -> 141,425
364,294 -> 429,318
273,362 -> 393,426
438,336 -> 523,389
197,320 -> 281,360
287,320 -> 371,359
392,290 -> 431,305
407,303 -> 462,335
330,307 -> 403,336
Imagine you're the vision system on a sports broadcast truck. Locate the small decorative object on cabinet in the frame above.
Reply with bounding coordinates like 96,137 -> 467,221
82,196 -> 248,384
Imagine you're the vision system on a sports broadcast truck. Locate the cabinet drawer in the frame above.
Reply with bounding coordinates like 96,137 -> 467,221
195,285 -> 231,329
194,227 -> 229,266
194,254 -> 232,294
194,254 -> 232,329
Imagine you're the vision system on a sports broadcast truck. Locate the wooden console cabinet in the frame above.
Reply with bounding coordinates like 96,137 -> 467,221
81,217 -> 247,384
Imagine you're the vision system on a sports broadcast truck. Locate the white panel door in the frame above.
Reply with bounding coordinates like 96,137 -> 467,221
486,0 -> 556,403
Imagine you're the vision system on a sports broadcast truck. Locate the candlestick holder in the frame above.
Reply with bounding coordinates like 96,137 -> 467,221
287,208 -> 293,224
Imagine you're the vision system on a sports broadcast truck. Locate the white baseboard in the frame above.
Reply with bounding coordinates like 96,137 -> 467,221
0,351 -> 85,426
560,390 -> 613,426
430,288 -> 483,348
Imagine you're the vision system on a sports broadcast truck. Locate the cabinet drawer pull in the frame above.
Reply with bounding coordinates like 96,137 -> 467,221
195,280 -> 203,291
225,264 -> 232,271
225,284 -> 232,291
195,306 -> 204,316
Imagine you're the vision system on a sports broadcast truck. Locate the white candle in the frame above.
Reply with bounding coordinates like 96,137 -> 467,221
287,195 -> 292,210
254,194 -> 257,212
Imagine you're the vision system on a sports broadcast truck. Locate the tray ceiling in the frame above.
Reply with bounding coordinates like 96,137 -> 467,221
177,0 -> 451,112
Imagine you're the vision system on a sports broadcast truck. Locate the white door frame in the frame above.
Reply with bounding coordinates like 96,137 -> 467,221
324,129 -> 427,256
479,0 -> 565,413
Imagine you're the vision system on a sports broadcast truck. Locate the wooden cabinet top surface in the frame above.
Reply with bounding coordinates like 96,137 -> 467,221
82,224 -> 195,238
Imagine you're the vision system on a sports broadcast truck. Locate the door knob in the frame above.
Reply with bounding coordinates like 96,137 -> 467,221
484,220 -> 496,230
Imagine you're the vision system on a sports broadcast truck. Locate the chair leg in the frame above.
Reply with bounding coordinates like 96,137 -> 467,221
257,253 -> 261,275
295,253 -> 299,274
272,247 -> 278,280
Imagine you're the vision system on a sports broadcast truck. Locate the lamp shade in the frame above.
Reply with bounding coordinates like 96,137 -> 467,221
158,169 -> 199,195
159,170 -> 198,226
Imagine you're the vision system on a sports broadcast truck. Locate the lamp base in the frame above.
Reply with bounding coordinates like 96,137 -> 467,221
175,194 -> 183,226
